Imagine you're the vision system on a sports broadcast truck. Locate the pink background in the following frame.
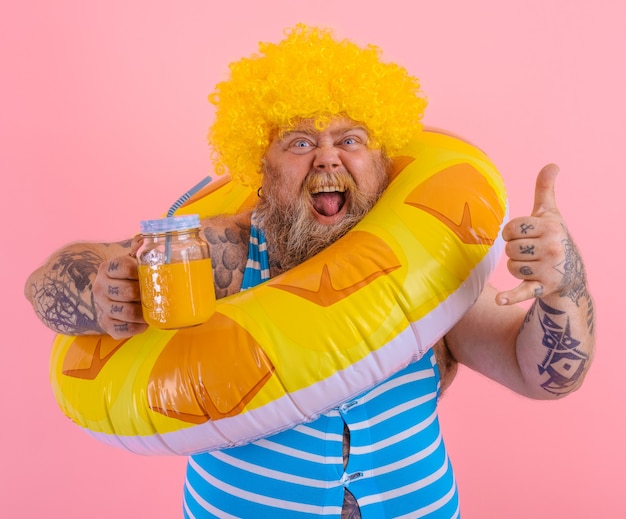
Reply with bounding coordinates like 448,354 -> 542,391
2,1 -> 624,517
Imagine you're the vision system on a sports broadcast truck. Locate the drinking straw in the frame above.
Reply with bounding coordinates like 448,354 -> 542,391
167,176 -> 213,216
164,176 -> 212,262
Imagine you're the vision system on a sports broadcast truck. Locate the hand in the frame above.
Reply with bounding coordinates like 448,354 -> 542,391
93,240 -> 148,338
496,164 -> 575,306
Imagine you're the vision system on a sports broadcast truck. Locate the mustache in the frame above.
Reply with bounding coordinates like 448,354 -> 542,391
303,169 -> 356,195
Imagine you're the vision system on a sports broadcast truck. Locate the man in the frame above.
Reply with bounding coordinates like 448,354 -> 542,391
25,25 -> 595,518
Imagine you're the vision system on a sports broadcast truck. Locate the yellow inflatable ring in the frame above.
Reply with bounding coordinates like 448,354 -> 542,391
50,130 -> 507,455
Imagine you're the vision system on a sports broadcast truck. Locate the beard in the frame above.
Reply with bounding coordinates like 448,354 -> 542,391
255,159 -> 390,274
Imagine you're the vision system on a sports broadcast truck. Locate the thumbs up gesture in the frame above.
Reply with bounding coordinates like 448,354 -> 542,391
496,164 -> 581,306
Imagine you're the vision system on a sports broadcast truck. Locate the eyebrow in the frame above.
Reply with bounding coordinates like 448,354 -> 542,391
280,125 -> 369,139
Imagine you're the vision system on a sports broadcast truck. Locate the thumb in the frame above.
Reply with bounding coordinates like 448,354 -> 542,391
129,234 -> 144,257
532,163 -> 559,216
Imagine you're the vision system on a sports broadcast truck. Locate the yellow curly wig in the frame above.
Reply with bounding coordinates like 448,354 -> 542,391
208,24 -> 427,188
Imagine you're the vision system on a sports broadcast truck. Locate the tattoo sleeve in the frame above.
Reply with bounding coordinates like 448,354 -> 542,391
555,230 -> 588,307
554,229 -> 595,335
29,248 -> 106,335
531,298 -> 591,396
203,221 -> 249,298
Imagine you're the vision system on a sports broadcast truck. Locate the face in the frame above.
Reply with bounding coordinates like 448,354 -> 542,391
256,117 -> 390,272
262,117 -> 388,225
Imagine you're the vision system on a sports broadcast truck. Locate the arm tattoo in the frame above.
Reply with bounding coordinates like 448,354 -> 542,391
520,299 -> 538,333
535,298 -> 589,396
583,291 -> 595,336
203,222 -> 249,298
553,227 -> 595,335
30,249 -> 105,334
554,228 -> 586,305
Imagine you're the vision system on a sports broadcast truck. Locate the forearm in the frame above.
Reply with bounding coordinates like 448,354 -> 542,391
24,241 -> 131,335
447,165 -> 596,399
516,282 -> 595,399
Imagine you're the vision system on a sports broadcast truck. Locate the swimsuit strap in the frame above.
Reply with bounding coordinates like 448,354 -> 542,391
241,210 -> 271,290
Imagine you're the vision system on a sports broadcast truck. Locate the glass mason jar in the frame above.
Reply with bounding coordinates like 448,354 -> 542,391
136,214 -> 215,329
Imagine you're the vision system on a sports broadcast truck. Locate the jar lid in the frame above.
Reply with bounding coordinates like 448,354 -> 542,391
140,214 -> 201,234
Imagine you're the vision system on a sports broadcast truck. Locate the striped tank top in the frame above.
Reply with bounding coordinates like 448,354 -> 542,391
183,213 -> 460,518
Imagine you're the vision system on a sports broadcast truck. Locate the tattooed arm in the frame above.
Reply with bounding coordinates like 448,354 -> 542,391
24,238 -> 146,337
24,213 -> 252,339
201,211 -> 251,300
445,165 -> 595,399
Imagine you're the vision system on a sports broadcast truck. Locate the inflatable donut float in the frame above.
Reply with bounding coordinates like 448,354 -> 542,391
49,130 -> 507,456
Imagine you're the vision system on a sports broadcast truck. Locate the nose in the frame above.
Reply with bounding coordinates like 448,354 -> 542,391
313,145 -> 342,171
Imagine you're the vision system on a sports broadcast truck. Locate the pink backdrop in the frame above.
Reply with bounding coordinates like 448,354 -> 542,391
2,1 -> 624,517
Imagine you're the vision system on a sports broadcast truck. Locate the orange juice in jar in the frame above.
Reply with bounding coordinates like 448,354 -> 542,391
137,215 -> 215,329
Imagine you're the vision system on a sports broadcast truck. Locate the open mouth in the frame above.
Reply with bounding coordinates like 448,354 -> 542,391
310,186 -> 347,217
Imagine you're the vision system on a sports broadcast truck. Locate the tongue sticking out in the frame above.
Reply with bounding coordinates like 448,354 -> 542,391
312,192 -> 345,217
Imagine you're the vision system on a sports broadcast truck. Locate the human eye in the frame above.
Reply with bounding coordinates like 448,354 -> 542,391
287,137 -> 315,154
338,127 -> 369,148
340,135 -> 365,148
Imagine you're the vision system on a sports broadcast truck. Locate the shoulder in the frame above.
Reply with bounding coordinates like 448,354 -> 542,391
201,211 -> 252,298
202,211 -> 251,243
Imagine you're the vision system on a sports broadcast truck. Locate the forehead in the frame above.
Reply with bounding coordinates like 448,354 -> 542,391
278,116 -> 369,138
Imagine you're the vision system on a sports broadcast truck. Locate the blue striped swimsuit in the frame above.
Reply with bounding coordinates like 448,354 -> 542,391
183,213 -> 460,518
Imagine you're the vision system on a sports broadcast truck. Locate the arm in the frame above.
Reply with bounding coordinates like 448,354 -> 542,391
24,237 -> 147,338
24,212 -> 252,339
446,164 -> 595,399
